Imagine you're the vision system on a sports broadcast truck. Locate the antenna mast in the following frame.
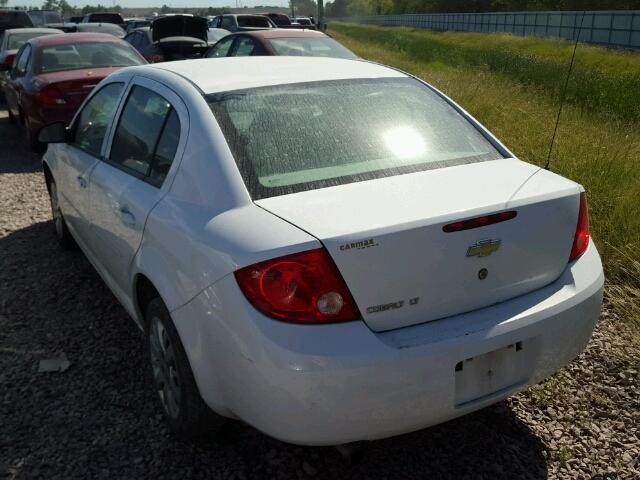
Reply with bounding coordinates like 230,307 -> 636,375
544,11 -> 586,171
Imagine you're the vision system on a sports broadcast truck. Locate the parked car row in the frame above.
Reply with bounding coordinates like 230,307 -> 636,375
1,33 -> 145,149
1,12 -> 356,152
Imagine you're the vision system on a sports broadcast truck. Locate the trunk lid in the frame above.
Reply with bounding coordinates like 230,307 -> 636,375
37,67 -> 119,107
256,159 -> 581,332
155,37 -> 207,61
151,15 -> 208,42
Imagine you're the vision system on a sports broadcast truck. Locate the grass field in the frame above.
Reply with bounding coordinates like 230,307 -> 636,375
329,23 -> 640,332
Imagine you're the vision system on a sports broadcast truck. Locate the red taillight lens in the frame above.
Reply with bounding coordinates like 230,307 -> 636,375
40,84 -> 66,106
443,210 -> 517,233
234,248 -> 361,324
147,54 -> 164,63
2,53 -> 15,67
569,192 -> 590,262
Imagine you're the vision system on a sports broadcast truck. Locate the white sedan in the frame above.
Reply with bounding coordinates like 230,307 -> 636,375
39,57 -> 604,445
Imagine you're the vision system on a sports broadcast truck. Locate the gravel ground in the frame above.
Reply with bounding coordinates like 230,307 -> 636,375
0,108 -> 638,480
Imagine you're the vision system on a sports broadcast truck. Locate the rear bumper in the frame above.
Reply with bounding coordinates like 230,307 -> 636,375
172,243 -> 603,445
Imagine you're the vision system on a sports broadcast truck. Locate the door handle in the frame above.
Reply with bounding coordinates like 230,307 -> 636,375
118,206 -> 136,227
76,176 -> 87,188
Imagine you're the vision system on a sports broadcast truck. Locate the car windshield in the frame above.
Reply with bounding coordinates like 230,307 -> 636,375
237,16 -> 271,28
39,42 -> 143,73
268,37 -> 356,59
208,77 -> 504,199
296,18 -> 312,25
8,31 -> 55,50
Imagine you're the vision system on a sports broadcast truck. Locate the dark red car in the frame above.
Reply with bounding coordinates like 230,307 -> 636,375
205,29 -> 357,60
3,33 -> 145,151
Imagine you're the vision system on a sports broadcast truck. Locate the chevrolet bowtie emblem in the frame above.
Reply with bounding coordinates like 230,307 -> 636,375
467,239 -> 501,258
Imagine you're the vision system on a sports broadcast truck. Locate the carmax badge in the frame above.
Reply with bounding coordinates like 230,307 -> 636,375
467,239 -> 501,258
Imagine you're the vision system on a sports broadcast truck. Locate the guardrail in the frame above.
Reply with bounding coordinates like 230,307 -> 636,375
330,11 -> 640,50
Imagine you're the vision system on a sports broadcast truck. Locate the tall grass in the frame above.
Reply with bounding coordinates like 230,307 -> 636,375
330,25 -> 640,122
330,23 -> 640,329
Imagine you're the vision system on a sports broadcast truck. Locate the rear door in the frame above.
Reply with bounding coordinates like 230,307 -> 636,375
57,82 -> 125,242
87,77 -> 186,294
4,43 -> 30,117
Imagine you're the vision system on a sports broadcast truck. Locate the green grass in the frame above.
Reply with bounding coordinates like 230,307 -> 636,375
329,23 -> 640,329
331,24 -> 640,121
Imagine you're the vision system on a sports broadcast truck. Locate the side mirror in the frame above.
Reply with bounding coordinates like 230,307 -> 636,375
38,122 -> 70,144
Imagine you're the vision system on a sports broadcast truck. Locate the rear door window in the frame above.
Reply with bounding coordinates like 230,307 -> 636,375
232,37 -> 258,56
207,36 -> 234,57
14,44 -> 31,74
108,85 -> 181,185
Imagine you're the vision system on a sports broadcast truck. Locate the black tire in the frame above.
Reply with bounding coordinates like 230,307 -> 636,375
24,116 -> 43,153
7,108 -> 15,124
47,178 -> 77,250
145,297 -> 226,439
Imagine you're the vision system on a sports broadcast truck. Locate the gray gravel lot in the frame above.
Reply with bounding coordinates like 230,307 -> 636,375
0,108 -> 638,480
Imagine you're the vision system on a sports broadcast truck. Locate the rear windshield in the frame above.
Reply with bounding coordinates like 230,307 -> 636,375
8,31 -> 56,50
88,13 -> 123,24
268,14 -> 291,26
268,37 -> 356,59
237,16 -> 271,28
39,42 -> 143,73
208,78 -> 504,199
77,23 -> 125,36
0,11 -> 33,29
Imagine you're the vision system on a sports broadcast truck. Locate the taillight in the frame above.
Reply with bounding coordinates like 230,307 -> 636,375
147,54 -> 164,63
2,53 -> 15,67
569,192 -> 590,262
40,84 -> 66,106
234,248 -> 361,324
443,210 -> 517,233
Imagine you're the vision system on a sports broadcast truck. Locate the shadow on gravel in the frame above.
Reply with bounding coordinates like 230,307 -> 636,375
0,105 -> 41,175
0,221 -> 548,479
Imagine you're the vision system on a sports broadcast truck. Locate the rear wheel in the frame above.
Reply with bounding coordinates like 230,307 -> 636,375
23,116 -> 43,152
47,178 -> 76,250
146,298 -> 226,439
7,109 -> 15,124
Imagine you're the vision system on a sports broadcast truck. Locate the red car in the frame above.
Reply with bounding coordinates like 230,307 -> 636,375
3,33 -> 145,151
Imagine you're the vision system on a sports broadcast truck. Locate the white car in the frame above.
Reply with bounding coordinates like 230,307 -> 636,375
39,57 -> 604,445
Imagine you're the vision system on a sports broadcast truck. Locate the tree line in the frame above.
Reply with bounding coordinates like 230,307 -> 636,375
325,0 -> 640,17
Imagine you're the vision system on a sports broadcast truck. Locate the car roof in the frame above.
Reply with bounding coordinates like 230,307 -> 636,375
236,29 -> 325,39
147,57 -> 405,94
30,32 -> 125,46
4,27 -> 63,34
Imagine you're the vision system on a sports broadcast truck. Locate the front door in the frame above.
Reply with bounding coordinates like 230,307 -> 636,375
88,78 -> 185,294
59,82 -> 125,242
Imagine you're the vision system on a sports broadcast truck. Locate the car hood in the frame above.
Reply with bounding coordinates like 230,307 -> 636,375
152,16 -> 208,42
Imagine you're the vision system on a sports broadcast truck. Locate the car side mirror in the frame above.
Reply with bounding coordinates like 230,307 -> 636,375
38,122 -> 70,144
